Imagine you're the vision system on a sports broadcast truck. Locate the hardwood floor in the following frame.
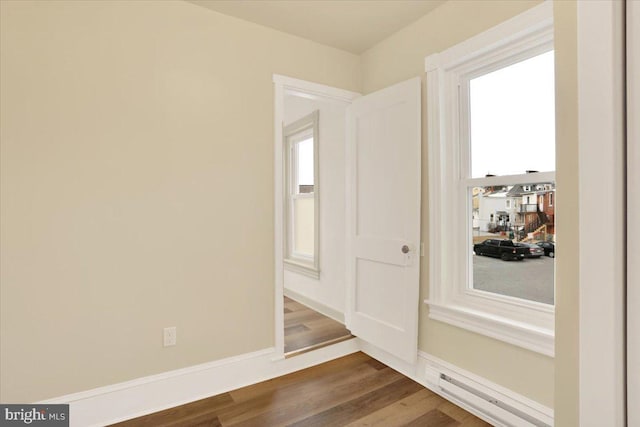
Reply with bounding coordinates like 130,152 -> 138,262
111,352 -> 490,427
284,296 -> 353,356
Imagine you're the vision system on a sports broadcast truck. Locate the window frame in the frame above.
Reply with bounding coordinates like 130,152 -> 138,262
424,2 -> 555,356
283,110 -> 320,278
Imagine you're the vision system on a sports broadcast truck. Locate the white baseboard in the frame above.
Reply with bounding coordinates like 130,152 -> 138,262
283,288 -> 345,323
39,337 -> 551,427
38,339 -> 359,427
358,339 -> 553,427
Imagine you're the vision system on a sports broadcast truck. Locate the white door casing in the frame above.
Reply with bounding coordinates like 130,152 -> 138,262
577,1 -> 626,425
627,0 -> 640,424
345,77 -> 421,363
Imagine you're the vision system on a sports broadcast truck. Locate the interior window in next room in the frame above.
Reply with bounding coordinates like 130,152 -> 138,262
284,111 -> 319,278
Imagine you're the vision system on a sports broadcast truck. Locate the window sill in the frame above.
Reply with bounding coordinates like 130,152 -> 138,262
424,299 -> 554,357
284,259 -> 320,279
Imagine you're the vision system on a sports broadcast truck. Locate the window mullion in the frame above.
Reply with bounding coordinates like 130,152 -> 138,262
465,172 -> 556,188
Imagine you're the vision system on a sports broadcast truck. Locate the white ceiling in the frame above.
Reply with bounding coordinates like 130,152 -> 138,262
187,0 -> 446,54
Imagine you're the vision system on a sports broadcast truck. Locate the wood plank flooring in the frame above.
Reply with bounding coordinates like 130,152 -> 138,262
284,296 -> 353,356
111,352 -> 491,427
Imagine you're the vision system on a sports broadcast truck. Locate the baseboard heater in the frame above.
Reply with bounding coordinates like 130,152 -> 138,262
437,373 -> 551,427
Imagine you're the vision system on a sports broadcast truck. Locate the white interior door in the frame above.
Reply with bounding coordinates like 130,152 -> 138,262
345,77 -> 421,363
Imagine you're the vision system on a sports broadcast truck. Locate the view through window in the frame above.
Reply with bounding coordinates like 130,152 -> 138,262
292,135 -> 314,256
467,51 -> 556,305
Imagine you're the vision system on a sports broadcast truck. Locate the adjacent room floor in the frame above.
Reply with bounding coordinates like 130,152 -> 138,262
284,296 -> 353,356
112,352 -> 490,426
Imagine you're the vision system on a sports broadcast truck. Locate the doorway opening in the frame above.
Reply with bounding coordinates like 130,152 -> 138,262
283,296 -> 352,357
273,75 -> 359,359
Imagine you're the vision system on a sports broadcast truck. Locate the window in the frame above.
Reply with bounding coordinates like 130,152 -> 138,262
425,2 -> 555,356
284,111 -> 319,278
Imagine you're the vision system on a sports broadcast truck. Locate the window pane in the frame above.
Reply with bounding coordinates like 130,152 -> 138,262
469,51 -> 555,178
296,137 -> 314,192
293,197 -> 314,256
283,110 -> 318,272
471,182 -> 555,305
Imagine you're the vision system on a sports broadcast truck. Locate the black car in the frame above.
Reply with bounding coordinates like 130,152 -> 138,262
515,242 -> 545,258
536,242 -> 555,258
473,239 -> 528,261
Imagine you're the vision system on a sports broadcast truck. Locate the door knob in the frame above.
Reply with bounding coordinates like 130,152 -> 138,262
401,245 -> 410,254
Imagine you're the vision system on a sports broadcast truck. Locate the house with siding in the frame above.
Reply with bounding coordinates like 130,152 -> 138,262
507,183 -> 556,241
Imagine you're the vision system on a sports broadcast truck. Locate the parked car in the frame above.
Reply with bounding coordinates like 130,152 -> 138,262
515,242 -> 545,258
536,241 -> 555,258
473,239 -> 528,261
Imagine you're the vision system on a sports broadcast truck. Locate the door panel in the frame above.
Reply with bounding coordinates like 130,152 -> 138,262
356,259 -> 406,329
346,77 -> 421,363
355,105 -> 412,240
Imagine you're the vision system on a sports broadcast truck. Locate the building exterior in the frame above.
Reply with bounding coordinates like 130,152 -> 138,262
476,186 -> 518,233
475,183 -> 555,241
508,183 -> 555,241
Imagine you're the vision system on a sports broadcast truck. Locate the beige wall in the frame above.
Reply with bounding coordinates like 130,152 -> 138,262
552,1 -> 579,424
0,0 -> 360,402
360,0 -> 556,408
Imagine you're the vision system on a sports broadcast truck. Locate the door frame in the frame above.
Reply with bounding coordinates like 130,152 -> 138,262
576,1 -> 626,424
627,0 -> 639,424
272,75 -> 360,359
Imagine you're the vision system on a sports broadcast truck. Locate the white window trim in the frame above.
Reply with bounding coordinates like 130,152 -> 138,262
424,2 -> 555,357
627,1 -> 640,424
283,110 -> 320,279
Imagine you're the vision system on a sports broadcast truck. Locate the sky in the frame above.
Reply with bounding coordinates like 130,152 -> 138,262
469,50 -> 555,178
297,137 -> 314,185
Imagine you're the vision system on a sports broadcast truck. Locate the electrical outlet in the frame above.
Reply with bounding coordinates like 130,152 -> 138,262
163,327 -> 176,347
